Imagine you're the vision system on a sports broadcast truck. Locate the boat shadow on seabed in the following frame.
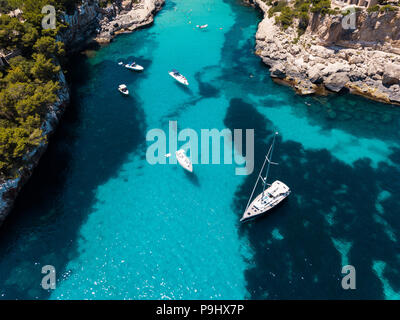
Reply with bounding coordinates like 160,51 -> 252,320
173,81 -> 193,95
184,169 -> 200,187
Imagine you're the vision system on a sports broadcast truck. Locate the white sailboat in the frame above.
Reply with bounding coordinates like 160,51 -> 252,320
175,149 -> 193,172
240,132 -> 290,222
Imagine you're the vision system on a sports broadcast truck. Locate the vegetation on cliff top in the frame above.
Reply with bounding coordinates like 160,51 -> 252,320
266,0 -> 333,34
0,0 -> 78,179
266,0 -> 399,34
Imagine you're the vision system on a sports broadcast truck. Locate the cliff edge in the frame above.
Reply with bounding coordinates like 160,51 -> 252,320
254,0 -> 400,104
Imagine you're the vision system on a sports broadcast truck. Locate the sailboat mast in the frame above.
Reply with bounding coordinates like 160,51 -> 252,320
244,132 -> 279,211
244,153 -> 269,212
262,132 -> 278,197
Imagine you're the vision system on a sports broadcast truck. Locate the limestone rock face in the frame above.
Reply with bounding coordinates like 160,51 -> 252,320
122,0 -> 133,11
324,72 -> 350,92
270,63 -> 286,79
253,0 -> 400,104
382,63 -> 400,87
308,64 -> 324,84
61,0 -> 165,49
94,0 -> 165,44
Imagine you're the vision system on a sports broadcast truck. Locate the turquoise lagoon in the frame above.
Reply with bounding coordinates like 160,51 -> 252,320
1,0 -> 400,299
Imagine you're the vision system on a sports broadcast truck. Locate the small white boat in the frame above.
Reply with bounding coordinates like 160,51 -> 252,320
125,62 -> 144,71
197,24 -> 208,29
175,149 -> 193,172
118,84 -> 129,96
169,70 -> 189,86
240,132 -> 290,222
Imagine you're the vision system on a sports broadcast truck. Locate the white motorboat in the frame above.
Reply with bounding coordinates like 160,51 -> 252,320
197,24 -> 208,29
169,70 -> 189,86
240,132 -> 290,222
125,62 -> 144,71
175,149 -> 193,172
118,84 -> 129,96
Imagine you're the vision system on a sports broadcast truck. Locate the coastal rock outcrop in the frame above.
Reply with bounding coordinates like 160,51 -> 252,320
254,0 -> 400,104
61,0 -> 165,50
94,0 -> 165,45
382,63 -> 400,87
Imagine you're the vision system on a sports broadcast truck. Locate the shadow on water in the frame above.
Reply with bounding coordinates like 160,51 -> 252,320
184,170 -> 200,187
0,52 -> 148,299
224,97 -> 400,299
195,70 -> 221,99
172,81 -> 193,96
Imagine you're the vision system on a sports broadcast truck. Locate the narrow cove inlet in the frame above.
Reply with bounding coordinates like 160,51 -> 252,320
0,0 -> 400,301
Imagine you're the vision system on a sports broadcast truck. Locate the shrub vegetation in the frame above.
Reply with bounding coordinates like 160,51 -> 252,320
0,0 -> 78,179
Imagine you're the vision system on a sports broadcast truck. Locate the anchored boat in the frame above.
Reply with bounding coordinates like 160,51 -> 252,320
169,70 -> 189,86
196,24 -> 208,29
118,84 -> 129,96
176,149 -> 193,172
240,132 -> 290,222
125,62 -> 144,71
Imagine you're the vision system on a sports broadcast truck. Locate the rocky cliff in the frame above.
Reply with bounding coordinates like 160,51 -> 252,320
0,72 -> 70,225
0,0 -> 164,227
254,0 -> 400,104
61,0 -> 165,50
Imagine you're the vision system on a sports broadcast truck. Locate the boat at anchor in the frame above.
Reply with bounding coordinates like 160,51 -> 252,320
240,132 -> 290,222
169,70 -> 189,86
118,84 -> 129,96
176,149 -> 193,172
125,62 -> 144,71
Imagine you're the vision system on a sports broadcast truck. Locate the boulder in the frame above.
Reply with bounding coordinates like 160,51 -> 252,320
322,62 -> 351,77
308,64 -> 325,84
382,63 -> 400,87
324,72 -> 349,92
122,0 -> 132,11
270,63 -> 286,79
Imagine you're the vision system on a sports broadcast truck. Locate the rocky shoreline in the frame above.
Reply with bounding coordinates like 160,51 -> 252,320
94,0 -> 165,44
0,0 -> 164,227
253,0 -> 400,104
62,0 -> 165,50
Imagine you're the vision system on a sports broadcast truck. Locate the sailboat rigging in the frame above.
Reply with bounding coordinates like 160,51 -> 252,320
240,132 -> 290,222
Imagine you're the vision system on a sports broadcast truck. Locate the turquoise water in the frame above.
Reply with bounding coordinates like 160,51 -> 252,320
1,0 -> 400,299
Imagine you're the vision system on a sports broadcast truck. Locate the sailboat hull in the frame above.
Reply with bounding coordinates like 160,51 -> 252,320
176,149 -> 193,172
240,180 -> 290,222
